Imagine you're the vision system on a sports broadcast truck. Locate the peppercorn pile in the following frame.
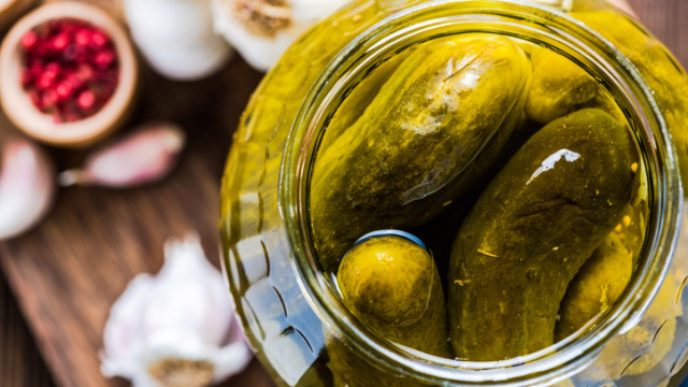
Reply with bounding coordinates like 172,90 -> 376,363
19,18 -> 119,123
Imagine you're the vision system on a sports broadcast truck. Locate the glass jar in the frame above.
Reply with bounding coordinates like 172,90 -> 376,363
219,1 -> 688,385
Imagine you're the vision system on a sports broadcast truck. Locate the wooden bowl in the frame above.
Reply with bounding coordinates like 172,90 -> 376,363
0,1 -> 138,147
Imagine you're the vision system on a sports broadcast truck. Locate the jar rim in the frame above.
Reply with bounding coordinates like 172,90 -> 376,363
280,0 -> 683,384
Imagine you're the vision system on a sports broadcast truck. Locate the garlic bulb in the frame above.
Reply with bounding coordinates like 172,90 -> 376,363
125,0 -> 233,80
101,234 -> 252,387
0,138 -> 55,240
211,0 -> 349,71
58,123 -> 185,188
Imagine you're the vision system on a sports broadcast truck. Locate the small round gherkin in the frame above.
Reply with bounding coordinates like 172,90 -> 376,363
337,235 -> 450,357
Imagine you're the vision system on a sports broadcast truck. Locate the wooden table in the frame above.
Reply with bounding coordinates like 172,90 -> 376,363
0,0 -> 273,384
1,0 -> 687,386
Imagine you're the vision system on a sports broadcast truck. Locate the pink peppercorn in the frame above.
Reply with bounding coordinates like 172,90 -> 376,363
41,89 -> 57,109
19,18 -> 119,122
37,71 -> 56,90
77,90 -> 95,110
20,31 -> 37,50
74,29 -> 91,47
51,32 -> 70,51
94,50 -> 115,69
55,81 -> 73,100
90,31 -> 108,49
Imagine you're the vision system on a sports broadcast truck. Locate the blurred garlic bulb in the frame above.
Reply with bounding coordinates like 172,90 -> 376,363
125,0 -> 233,80
101,234 -> 252,387
0,138 -> 55,240
211,0 -> 349,71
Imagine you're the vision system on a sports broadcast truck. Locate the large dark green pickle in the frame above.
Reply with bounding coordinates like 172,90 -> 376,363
320,51 -> 412,150
311,35 -> 531,270
448,109 -> 636,361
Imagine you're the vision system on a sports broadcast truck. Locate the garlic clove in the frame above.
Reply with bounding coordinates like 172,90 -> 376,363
101,233 -> 252,387
211,0 -> 349,71
145,236 -> 234,347
125,0 -> 234,81
102,274 -> 156,361
58,123 -> 186,188
0,138 -> 55,240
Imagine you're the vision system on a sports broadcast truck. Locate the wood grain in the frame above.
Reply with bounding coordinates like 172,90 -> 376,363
0,1 -> 686,387
0,29 -> 274,387
0,276 -> 55,387
628,0 -> 688,66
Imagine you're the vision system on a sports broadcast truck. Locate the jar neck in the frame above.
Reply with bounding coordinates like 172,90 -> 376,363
281,0 -> 682,384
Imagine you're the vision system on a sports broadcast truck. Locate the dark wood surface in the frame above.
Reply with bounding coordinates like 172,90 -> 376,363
0,0 -> 274,384
0,51 -> 276,387
0,0 -> 686,386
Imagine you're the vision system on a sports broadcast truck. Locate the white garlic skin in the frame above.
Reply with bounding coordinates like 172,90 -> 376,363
125,0 -> 233,80
58,123 -> 186,188
101,234 -> 252,387
0,138 -> 55,240
211,0 -> 349,72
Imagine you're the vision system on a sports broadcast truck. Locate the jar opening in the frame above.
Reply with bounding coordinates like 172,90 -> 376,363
280,0 -> 682,384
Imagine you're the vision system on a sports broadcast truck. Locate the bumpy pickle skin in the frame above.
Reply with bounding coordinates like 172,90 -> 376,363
573,10 -> 688,187
311,35 -> 531,270
556,193 -> 647,340
336,236 -> 450,357
320,50 -> 412,150
556,232 -> 633,339
573,190 -> 679,383
448,108 -> 637,361
328,234 -> 450,387
526,46 -> 599,124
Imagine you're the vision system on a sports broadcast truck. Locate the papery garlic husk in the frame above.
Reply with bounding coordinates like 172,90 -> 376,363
101,234 -> 252,387
125,0 -> 233,80
211,0 -> 349,71
0,138 -> 55,240
58,123 -> 185,188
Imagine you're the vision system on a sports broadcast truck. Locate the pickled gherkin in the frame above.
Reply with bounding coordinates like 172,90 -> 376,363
526,46 -> 599,124
447,109 -> 637,361
556,232 -> 634,339
557,201 -> 647,340
320,51 -> 412,150
329,235 -> 449,387
336,236 -> 450,356
311,35 -> 531,270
